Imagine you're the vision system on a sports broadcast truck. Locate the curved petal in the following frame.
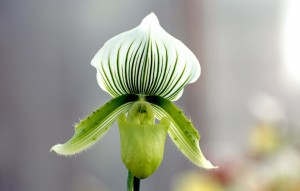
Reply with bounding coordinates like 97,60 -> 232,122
145,95 -> 217,169
51,94 -> 139,156
91,13 -> 200,101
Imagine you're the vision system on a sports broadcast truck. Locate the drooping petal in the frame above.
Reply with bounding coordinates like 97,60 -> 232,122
51,94 -> 139,156
145,95 -> 217,169
91,13 -> 201,101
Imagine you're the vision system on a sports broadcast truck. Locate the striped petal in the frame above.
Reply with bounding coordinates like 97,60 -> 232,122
145,95 -> 216,169
51,94 -> 139,156
91,13 -> 200,101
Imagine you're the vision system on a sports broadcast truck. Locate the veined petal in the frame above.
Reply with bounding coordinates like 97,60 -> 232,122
51,94 -> 139,156
91,13 -> 201,101
145,95 -> 216,169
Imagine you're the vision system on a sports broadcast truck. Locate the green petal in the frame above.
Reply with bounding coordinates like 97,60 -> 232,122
51,94 -> 139,156
91,13 -> 200,101
145,95 -> 217,169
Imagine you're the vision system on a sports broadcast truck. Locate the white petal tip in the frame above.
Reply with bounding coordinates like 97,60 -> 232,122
201,160 -> 218,169
50,144 -> 62,153
141,13 -> 160,26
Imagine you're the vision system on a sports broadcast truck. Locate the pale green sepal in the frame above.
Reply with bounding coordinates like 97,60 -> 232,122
91,13 -> 200,101
51,94 -> 140,156
118,103 -> 170,179
145,95 -> 217,169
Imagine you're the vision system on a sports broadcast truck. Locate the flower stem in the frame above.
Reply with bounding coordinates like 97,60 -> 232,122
127,171 -> 140,191
127,171 -> 134,191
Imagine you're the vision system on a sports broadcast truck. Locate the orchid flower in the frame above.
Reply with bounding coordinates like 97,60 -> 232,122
51,13 -> 216,183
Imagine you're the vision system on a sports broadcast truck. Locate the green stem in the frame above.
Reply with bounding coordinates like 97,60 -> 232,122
127,171 -> 134,191
127,171 -> 141,191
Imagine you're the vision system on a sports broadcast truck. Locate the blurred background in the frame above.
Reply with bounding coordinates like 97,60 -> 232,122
1,0 -> 300,191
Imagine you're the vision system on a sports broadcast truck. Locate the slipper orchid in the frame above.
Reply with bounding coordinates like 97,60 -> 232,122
51,13 -> 216,179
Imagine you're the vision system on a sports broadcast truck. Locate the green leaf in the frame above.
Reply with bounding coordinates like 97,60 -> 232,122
91,13 -> 200,101
51,94 -> 140,156
145,95 -> 217,169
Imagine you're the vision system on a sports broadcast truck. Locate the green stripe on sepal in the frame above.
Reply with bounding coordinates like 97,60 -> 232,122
51,94 -> 140,156
145,95 -> 217,169
91,13 -> 201,101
